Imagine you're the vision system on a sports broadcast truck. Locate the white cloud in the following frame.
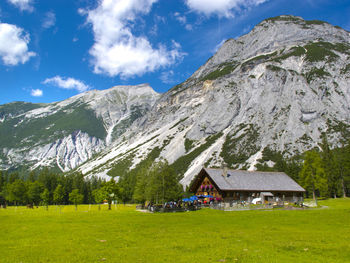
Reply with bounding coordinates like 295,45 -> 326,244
43,76 -> 90,92
31,89 -> 43,97
7,0 -> 34,12
174,12 -> 187,24
81,0 -> 185,78
160,70 -> 176,84
185,24 -> 193,31
42,12 -> 56,29
0,23 -> 36,66
174,12 -> 193,31
185,0 -> 267,17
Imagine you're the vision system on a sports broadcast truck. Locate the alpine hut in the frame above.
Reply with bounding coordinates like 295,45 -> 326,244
189,168 -> 305,204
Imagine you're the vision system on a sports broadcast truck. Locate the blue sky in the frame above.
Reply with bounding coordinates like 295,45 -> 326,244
0,0 -> 349,105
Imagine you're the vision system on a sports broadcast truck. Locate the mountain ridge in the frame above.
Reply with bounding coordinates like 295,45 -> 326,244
77,15 -> 350,184
0,84 -> 160,172
1,15 -> 350,185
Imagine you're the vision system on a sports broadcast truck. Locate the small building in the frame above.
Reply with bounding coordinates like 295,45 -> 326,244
189,168 -> 305,204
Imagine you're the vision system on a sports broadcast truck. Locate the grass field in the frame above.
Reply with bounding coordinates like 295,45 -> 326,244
0,199 -> 349,263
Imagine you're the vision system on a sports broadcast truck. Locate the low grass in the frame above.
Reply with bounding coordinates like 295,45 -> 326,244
0,199 -> 349,262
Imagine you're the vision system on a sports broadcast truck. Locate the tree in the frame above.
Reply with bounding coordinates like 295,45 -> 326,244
41,188 -> 50,210
0,171 -> 5,207
69,189 -> 84,211
0,170 -> 4,192
141,160 -> 184,204
6,180 -> 27,205
53,184 -> 65,206
117,172 -> 136,205
28,171 -> 37,182
334,142 -> 350,197
299,150 -> 327,205
133,166 -> 149,206
27,181 -> 44,207
99,179 -> 118,210
8,172 -> 20,184
320,134 -> 340,198
92,188 -> 105,210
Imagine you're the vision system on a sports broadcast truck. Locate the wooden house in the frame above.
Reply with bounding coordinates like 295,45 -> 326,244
189,168 -> 305,204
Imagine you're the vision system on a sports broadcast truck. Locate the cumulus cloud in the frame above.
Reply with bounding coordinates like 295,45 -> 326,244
31,89 -> 43,97
42,12 -> 56,29
7,0 -> 34,12
0,23 -> 36,66
43,76 -> 90,92
81,0 -> 185,78
185,0 -> 267,17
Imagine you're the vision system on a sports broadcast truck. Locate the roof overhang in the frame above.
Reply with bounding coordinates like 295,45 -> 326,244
219,188 -> 305,192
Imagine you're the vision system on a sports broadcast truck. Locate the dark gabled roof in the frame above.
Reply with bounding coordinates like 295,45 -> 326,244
202,168 -> 305,192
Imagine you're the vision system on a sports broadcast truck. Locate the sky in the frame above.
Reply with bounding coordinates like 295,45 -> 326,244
0,0 -> 349,105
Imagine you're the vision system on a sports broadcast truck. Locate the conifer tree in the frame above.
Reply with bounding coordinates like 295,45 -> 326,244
133,166 -> 150,207
143,160 -> 183,204
319,135 -> 340,198
335,142 -> 350,197
299,150 -> 327,205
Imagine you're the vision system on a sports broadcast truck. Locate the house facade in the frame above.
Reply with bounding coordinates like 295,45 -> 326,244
189,168 -> 305,204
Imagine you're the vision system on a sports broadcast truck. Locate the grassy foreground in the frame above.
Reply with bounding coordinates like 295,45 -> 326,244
0,199 -> 349,263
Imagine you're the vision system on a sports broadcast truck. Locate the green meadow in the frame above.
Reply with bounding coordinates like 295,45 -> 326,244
0,199 -> 349,263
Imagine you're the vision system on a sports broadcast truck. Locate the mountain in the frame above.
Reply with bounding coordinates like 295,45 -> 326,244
2,15 -> 350,185
0,84 -> 159,172
77,15 -> 350,184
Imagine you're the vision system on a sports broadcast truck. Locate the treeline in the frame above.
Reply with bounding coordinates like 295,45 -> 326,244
298,136 -> 350,203
256,135 -> 350,202
0,168 -> 105,207
0,160 -> 184,208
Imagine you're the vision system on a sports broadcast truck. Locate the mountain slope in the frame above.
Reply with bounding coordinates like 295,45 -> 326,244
0,84 -> 160,171
76,15 -> 350,184
2,16 -> 350,185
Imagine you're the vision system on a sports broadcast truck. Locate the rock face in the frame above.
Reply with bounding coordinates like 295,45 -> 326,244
0,84 -> 159,171
2,16 -> 350,185
77,16 -> 350,185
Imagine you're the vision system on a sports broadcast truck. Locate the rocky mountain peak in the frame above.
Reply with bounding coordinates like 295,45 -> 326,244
110,83 -> 158,94
197,15 -> 350,78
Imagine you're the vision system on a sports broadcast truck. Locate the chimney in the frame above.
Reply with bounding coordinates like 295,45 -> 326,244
222,165 -> 228,178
